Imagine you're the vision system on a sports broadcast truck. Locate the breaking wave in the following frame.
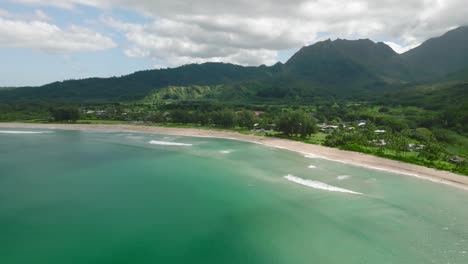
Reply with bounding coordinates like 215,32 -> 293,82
337,175 -> 352,180
304,154 -> 319,159
284,174 -> 362,195
0,130 -> 52,134
219,150 -> 232,154
308,165 -> 317,169
149,140 -> 192,146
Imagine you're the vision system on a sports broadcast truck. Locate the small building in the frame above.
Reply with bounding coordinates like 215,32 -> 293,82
372,139 -> 387,146
254,111 -> 265,117
408,143 -> 425,151
449,156 -> 466,164
374,129 -> 386,134
320,125 -> 339,134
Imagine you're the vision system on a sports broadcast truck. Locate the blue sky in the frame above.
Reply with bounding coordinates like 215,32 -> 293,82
1,3 -> 155,86
1,0 -> 466,86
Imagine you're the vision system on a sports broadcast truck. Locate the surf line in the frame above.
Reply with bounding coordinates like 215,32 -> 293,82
284,174 -> 363,195
149,140 -> 192,146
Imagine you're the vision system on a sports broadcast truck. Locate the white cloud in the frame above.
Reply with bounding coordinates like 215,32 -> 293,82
0,16 -> 116,52
7,0 -> 468,66
102,15 -> 281,66
10,0 -> 109,9
384,42 -> 421,54
0,8 -> 51,21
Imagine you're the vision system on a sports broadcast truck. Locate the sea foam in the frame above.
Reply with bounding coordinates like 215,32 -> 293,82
219,150 -> 232,154
308,165 -> 317,169
284,174 -> 362,195
304,154 -> 319,159
337,175 -> 352,180
0,130 -> 52,134
149,140 -> 192,146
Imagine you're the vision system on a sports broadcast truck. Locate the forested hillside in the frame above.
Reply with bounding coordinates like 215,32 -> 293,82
1,26 -> 467,175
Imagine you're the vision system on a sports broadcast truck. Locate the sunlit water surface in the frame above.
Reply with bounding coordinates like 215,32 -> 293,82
1,129 -> 467,264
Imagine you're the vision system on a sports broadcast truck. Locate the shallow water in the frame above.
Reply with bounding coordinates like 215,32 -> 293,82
1,129 -> 467,264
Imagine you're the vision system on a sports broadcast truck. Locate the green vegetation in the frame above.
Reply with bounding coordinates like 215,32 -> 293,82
0,26 -> 467,175
277,110 -> 317,137
49,107 -> 80,123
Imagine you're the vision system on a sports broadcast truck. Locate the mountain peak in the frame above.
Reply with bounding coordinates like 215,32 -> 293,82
402,25 -> 468,80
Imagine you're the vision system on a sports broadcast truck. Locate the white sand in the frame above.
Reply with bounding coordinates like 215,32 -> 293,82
1,123 -> 467,190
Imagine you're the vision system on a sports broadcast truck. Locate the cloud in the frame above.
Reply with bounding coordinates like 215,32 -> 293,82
8,0 -> 468,65
10,0 -> 109,9
0,16 -> 116,52
102,15 -> 281,66
0,8 -> 52,21
384,42 -> 421,54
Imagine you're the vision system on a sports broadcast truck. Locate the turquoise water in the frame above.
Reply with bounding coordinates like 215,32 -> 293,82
1,129 -> 467,264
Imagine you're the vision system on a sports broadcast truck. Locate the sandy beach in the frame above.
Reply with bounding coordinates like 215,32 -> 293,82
1,122 -> 467,190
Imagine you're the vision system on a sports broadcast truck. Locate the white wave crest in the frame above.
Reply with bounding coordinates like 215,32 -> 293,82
284,174 -> 362,195
149,140 -> 192,146
0,130 -> 52,134
219,150 -> 232,154
308,165 -> 317,169
304,154 -> 319,159
337,175 -> 352,180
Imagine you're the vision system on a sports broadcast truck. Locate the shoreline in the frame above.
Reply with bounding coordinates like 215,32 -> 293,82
1,122 -> 468,191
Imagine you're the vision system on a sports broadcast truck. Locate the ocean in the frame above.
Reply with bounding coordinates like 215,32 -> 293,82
1,129 -> 467,263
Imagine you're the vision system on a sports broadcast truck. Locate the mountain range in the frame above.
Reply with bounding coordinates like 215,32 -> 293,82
1,26 -> 468,103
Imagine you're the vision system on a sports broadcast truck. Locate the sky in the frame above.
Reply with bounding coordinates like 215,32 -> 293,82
1,0 -> 467,86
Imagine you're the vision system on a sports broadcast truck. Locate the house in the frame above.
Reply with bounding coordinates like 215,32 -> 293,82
254,111 -> 265,117
320,125 -> 339,134
449,156 -> 466,164
374,129 -> 386,134
408,143 -> 425,151
372,139 -> 387,146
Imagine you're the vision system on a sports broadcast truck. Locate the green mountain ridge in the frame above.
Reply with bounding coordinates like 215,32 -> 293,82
402,26 -> 468,81
1,26 -> 468,103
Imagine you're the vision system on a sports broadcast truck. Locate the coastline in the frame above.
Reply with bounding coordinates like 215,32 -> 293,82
1,122 -> 468,191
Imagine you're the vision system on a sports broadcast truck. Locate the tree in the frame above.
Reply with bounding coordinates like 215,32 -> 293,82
378,107 -> 390,113
277,110 -> 317,137
236,110 -> 256,129
211,109 -> 236,128
170,109 -> 190,123
145,112 -> 165,123
386,132 -> 409,155
418,141 -> 446,161
49,107 -> 80,123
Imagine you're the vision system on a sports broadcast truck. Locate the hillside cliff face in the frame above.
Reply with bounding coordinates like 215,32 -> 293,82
402,26 -> 468,81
